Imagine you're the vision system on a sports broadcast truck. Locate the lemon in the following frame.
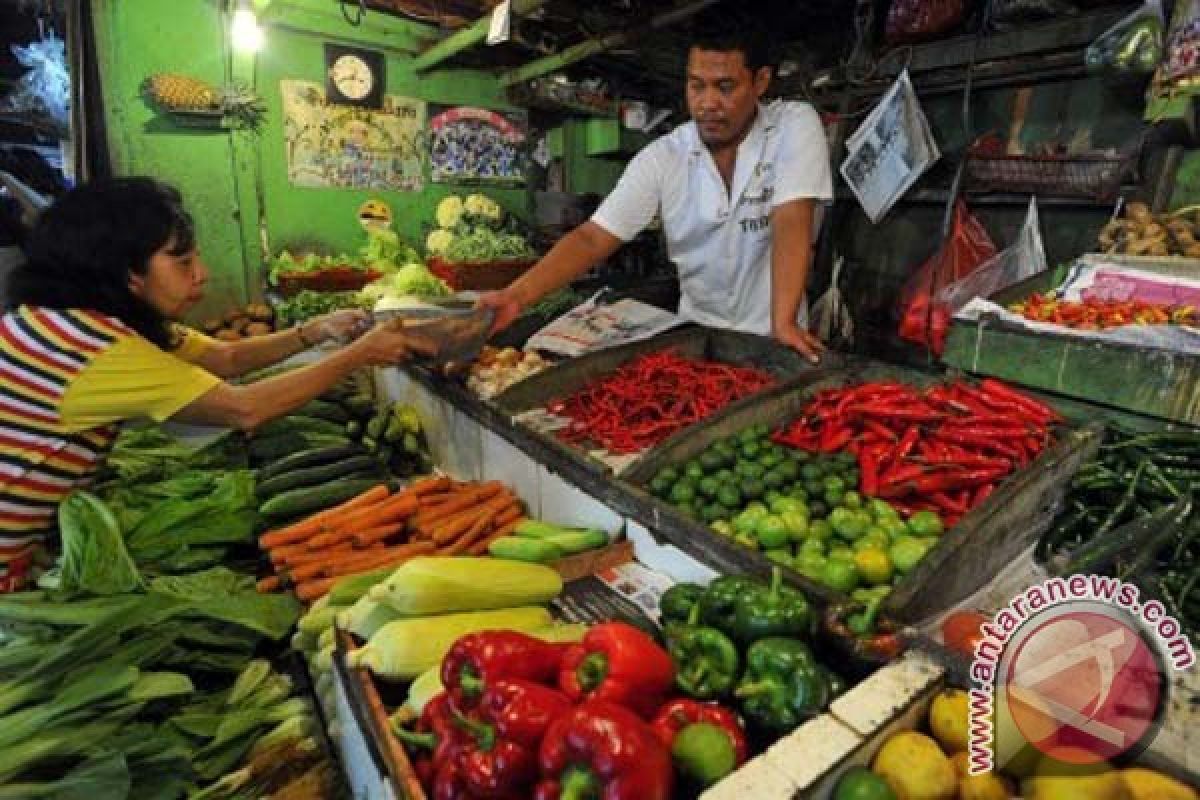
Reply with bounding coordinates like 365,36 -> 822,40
854,547 -> 894,586
928,689 -> 969,753
950,751 -> 1010,800
872,731 -> 956,800
1122,767 -> 1198,800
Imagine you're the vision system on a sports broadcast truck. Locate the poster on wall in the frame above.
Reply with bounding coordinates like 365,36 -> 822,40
428,105 -> 527,186
281,80 -> 425,191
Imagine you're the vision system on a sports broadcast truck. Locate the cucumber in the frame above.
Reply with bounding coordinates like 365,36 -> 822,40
257,443 -> 366,482
343,394 -> 377,418
256,455 -> 382,500
260,478 -> 385,520
541,531 -> 609,555
255,415 -> 347,440
487,536 -> 564,563
297,399 -> 350,424
249,432 -> 351,464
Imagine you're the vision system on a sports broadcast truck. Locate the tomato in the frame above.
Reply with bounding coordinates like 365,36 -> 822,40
941,610 -> 987,657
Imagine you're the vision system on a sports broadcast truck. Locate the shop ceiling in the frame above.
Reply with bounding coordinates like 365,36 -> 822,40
357,0 -> 863,107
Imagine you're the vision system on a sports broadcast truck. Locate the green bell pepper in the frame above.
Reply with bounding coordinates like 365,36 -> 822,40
665,607 -> 740,700
697,576 -> 758,634
734,637 -> 831,734
731,567 -> 811,644
659,582 -> 706,626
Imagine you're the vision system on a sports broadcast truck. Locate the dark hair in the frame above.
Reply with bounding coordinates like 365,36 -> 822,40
5,177 -> 194,349
688,10 -> 774,73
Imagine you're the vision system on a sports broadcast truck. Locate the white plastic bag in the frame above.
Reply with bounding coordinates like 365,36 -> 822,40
810,254 -> 854,348
936,198 -> 1047,313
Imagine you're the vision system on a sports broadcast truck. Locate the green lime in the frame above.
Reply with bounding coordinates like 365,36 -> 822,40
796,551 -> 828,580
907,510 -> 945,537
835,450 -> 858,466
790,449 -> 812,463
769,495 -> 802,515
782,510 -> 810,541
715,468 -> 736,483
657,466 -> 679,485
697,476 -> 721,498
821,559 -> 861,592
649,475 -> 673,496
670,481 -> 696,504
854,529 -> 891,552
755,515 -> 791,549
746,501 -> 768,514
685,462 -> 705,481
841,490 -> 863,509
752,422 -> 771,439
807,519 -> 834,541
889,536 -> 928,574
737,427 -> 759,444
823,475 -> 847,493
829,508 -> 867,540
740,441 -> 761,460
879,516 -> 909,540
717,485 -> 742,510
711,520 -> 734,536
824,488 -> 846,508
764,489 -> 784,506
868,498 -> 899,520
702,503 -> 727,523
740,478 -> 765,500
789,486 -> 809,502
801,464 -> 823,481
833,766 -> 897,800
700,450 -> 724,472
808,500 -> 829,519
854,548 -> 893,586
759,451 -> 782,469
799,536 -> 826,554
776,459 -> 800,482
763,468 -> 788,490
734,533 -> 759,550
829,545 -> 856,562
738,462 -> 765,480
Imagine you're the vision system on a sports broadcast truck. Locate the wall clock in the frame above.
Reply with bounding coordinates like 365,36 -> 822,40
325,44 -> 385,109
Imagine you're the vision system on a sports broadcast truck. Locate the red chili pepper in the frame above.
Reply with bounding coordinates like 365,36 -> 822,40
650,698 -> 749,766
894,425 -> 920,461
932,431 -> 1023,460
860,447 -> 881,496
851,404 -> 946,423
930,491 -> 968,514
862,418 -> 899,441
972,483 -> 995,506
978,379 -> 1062,423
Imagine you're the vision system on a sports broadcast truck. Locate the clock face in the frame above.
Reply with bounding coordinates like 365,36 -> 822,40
330,54 -> 373,101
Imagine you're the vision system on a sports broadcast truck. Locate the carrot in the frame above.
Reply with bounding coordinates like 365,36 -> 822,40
328,541 -> 435,577
288,550 -> 381,584
278,542 -> 358,568
493,503 -> 524,527
410,475 -> 453,496
411,482 -> 505,528
352,521 -> 407,549
269,540 -> 311,565
296,576 -> 339,603
256,575 -> 281,593
441,512 -> 495,555
259,484 -> 391,549
429,493 -> 515,545
303,527 -> 358,553
323,491 -> 419,540
468,517 -> 526,556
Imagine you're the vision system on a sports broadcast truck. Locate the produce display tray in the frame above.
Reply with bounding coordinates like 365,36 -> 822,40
491,325 -> 843,477
943,254 -> 1200,425
620,359 -> 1102,623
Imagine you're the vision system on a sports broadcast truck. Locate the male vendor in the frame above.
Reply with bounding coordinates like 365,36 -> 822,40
482,15 -> 833,361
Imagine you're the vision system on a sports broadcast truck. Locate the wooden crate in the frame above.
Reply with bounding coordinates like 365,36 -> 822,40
944,255 -> 1200,425
621,359 -> 1102,623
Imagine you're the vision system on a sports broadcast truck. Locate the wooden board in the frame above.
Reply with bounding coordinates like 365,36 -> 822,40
551,538 -> 634,582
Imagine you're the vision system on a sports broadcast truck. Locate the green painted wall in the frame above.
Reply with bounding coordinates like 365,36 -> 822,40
93,0 -> 533,318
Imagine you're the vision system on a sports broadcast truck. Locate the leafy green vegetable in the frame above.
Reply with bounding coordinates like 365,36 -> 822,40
59,492 -> 143,596
443,224 -> 535,263
357,261 -> 451,305
275,289 -> 369,326
0,751 -> 130,800
150,568 -> 301,640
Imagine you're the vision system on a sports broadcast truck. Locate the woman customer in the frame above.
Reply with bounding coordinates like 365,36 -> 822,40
0,177 -> 429,590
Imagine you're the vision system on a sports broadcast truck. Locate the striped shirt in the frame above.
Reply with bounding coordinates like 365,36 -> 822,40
0,307 -> 221,589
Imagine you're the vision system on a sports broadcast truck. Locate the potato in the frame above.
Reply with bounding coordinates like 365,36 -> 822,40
1185,245 -> 1200,259
215,329 -> 241,341
1141,222 -> 1166,240
223,307 -> 245,325
201,317 -> 222,334
245,303 -> 274,322
1147,242 -> 1170,257
244,322 -> 272,337
1126,201 -> 1152,224
229,316 -> 250,334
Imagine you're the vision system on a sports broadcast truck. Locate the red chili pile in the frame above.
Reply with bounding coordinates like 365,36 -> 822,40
550,350 -> 775,454
775,378 -> 1061,524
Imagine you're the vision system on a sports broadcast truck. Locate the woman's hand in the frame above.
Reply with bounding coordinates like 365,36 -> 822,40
348,323 -> 438,367
303,309 -> 371,345
477,288 -> 524,334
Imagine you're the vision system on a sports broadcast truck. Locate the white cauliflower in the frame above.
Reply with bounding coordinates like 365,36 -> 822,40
435,195 -> 464,229
425,228 -> 455,256
464,193 -> 502,222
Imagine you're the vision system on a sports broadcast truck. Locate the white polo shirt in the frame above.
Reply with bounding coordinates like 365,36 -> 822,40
592,100 -> 833,335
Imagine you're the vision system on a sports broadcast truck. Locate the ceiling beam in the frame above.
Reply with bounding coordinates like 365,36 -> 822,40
498,0 -> 720,88
412,0 -> 552,73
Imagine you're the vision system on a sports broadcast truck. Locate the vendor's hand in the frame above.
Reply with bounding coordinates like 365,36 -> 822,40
350,324 -> 438,367
307,309 -> 371,344
773,321 -> 826,364
477,288 -> 523,334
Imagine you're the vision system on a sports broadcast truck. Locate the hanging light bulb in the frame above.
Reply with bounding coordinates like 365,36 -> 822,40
231,0 -> 264,52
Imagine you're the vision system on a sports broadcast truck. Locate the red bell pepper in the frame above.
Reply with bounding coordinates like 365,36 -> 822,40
649,698 -> 749,765
452,679 -> 574,798
394,693 -> 471,769
534,701 -> 673,800
558,622 -> 674,718
442,631 -> 568,708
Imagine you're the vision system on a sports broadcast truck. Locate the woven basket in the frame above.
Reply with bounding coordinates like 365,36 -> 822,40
274,268 -> 382,296
428,256 -> 537,291
965,152 -> 1134,201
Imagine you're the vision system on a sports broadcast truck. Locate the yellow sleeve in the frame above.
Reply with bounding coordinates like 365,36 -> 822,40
60,334 -> 223,430
171,325 -> 216,363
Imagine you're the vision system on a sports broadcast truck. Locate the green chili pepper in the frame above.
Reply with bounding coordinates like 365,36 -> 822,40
734,637 -> 831,735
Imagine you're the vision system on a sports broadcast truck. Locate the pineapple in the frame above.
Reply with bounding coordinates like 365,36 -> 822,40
144,73 -> 219,111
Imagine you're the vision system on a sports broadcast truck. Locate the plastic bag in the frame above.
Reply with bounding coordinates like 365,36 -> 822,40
1085,0 -> 1165,78
937,198 -> 1047,316
990,0 -> 1077,30
811,255 -> 854,348
1160,0 -> 1200,84
898,200 -> 997,354
885,0 -> 967,44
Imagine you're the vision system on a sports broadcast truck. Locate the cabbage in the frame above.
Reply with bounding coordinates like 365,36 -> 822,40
357,262 -> 450,304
